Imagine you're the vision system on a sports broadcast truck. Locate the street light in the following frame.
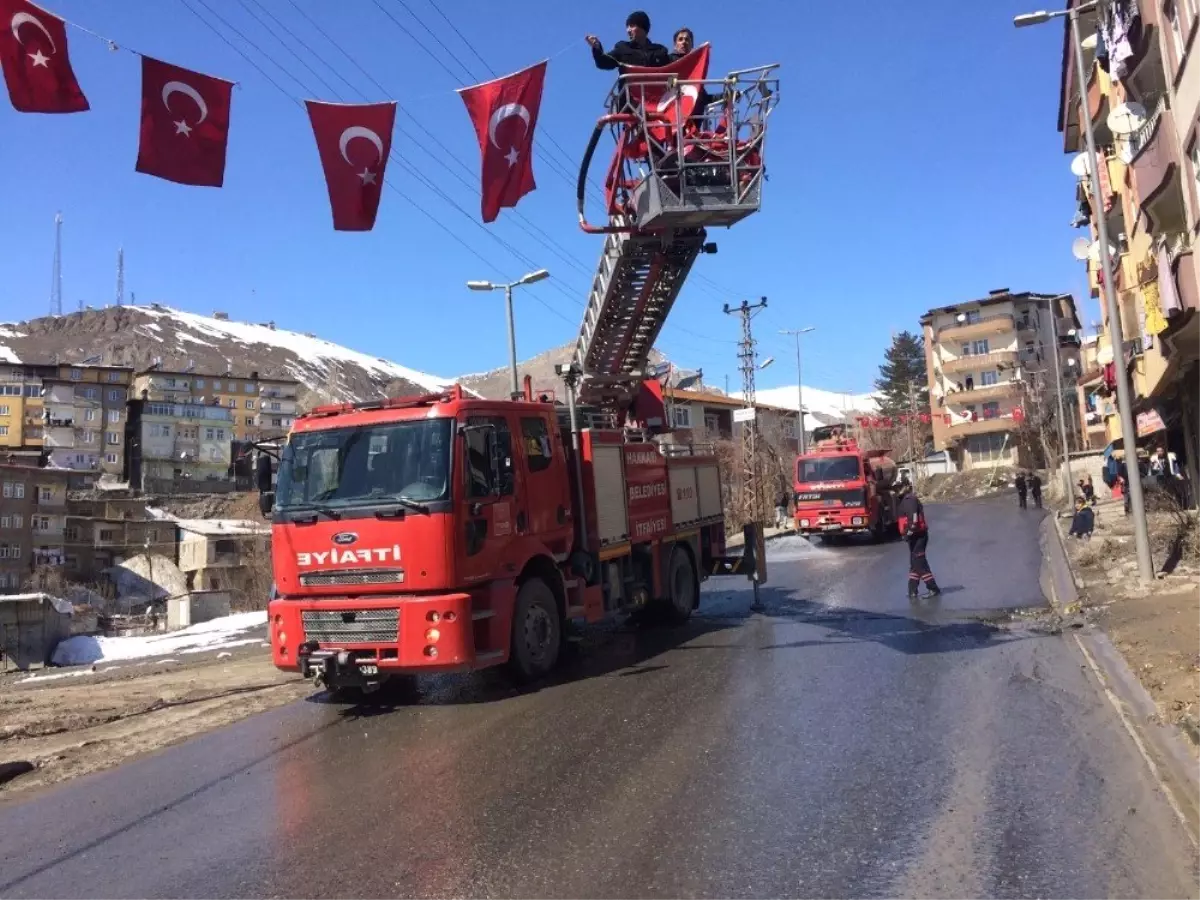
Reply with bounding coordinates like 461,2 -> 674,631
1043,295 -> 1075,502
759,357 -> 775,370
466,268 -> 551,398
1015,1 -> 1154,582
780,327 -> 816,454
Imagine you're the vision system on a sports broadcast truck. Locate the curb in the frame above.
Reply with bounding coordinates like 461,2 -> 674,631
1038,509 -> 1200,846
725,527 -> 794,551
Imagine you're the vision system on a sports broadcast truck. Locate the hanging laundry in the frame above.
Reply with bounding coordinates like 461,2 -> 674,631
1156,244 -> 1183,317
1142,279 -> 1169,335
1109,0 -> 1141,82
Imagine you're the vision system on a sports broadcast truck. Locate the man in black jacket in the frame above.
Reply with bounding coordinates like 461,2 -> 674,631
897,482 -> 941,600
586,11 -> 670,70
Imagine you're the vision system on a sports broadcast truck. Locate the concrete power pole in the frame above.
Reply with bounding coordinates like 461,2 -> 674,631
725,297 -> 768,526
115,247 -> 125,307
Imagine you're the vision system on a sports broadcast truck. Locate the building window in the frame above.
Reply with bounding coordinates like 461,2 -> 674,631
1167,0 -> 1186,64
704,413 -> 720,433
83,387 -> 98,399
195,378 -> 205,388
228,398 -> 236,408
212,380 -> 221,391
65,526 -> 79,541
2,481 -> 23,498
972,339 -> 990,355
244,382 -> 254,393
105,453 -> 118,464
99,529 -> 115,542
82,430 -> 96,443
0,405 -> 8,417
245,399 -> 255,409
69,368 -> 81,381
217,429 -> 226,440
11,514 -> 21,528
39,486 -> 52,501
672,404 -> 693,428
109,389 -> 122,402
980,370 -> 999,386
245,416 -> 255,426
0,426 -> 7,437
0,516 -> 8,528
982,401 -> 1001,419
84,408 -> 97,422
107,409 -> 120,423
107,371 -> 122,382
272,417 -> 283,427
106,432 -> 120,445
206,427 -> 215,440
24,385 -> 38,397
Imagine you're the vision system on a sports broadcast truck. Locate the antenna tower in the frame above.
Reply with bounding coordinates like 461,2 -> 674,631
115,247 -> 125,307
50,212 -> 63,316
724,296 -> 768,526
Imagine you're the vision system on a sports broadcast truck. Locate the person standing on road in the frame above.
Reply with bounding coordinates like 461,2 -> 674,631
897,482 -> 941,600
1029,472 -> 1043,509
774,489 -> 790,529
1015,471 -> 1028,509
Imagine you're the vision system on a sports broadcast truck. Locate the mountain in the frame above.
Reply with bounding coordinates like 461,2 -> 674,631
0,305 -> 455,401
737,385 -> 878,425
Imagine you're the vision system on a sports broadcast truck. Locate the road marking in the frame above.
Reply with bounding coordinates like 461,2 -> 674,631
1073,632 -> 1198,849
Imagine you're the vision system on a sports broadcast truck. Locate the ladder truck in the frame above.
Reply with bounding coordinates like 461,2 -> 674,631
259,50 -> 780,695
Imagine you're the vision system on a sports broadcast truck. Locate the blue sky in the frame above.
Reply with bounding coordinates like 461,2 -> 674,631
0,0 -> 1097,393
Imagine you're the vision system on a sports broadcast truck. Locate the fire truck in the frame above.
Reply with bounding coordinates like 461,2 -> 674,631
792,425 -> 901,542
259,50 -> 780,695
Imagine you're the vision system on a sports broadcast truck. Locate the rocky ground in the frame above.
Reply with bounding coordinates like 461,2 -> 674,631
1060,495 -> 1200,746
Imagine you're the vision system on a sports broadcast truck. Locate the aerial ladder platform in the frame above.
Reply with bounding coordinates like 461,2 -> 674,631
570,48 -> 780,416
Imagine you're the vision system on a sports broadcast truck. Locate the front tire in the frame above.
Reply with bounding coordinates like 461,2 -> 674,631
508,578 -> 562,683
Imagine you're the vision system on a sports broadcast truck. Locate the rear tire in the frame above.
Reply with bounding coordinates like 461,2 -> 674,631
662,544 -> 698,624
508,578 -> 562,683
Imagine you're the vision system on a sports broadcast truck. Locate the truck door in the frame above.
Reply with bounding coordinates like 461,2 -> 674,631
516,414 -> 572,553
459,414 -> 518,583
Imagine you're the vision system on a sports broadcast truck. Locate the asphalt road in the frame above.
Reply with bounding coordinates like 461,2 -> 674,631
1,500 -> 1196,898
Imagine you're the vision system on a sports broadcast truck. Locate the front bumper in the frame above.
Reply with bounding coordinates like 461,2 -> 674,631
268,592 -> 479,677
794,509 -> 870,536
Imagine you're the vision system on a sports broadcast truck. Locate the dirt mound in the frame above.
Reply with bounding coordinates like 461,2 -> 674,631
149,491 -> 264,521
923,467 -> 1018,502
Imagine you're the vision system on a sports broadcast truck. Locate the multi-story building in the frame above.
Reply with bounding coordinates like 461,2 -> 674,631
0,364 -> 47,450
921,290 -> 1082,470
663,387 -> 800,449
127,368 -> 300,490
0,461 -> 71,593
255,376 -> 299,436
1055,0 -> 1199,491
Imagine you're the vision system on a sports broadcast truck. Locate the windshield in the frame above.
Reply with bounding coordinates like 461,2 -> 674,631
797,454 -> 861,483
276,418 -> 452,510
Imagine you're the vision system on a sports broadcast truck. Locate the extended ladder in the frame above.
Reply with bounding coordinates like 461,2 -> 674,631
573,219 -> 706,407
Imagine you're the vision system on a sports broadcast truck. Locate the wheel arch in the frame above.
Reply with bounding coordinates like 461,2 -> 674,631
516,552 -> 566,624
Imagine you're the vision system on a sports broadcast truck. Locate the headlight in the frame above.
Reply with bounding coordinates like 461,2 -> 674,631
800,519 -> 809,528
852,516 -> 864,526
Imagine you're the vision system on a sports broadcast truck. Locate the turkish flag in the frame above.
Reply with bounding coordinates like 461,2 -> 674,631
0,0 -> 88,113
136,57 -> 232,187
458,60 -> 546,224
622,44 -> 710,140
306,99 -> 395,231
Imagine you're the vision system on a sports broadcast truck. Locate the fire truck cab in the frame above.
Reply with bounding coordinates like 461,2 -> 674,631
792,425 -> 900,542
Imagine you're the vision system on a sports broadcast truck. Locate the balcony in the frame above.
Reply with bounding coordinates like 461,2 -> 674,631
1130,100 -> 1187,233
944,412 -> 1018,438
937,314 -> 1015,341
44,427 -> 75,448
940,350 -> 1017,375
260,385 -> 299,400
944,380 -> 1022,403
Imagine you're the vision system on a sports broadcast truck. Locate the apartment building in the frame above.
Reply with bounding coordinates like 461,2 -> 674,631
0,363 -> 131,484
0,461 -> 71,593
127,368 -> 300,490
1056,0 -> 1200,489
921,290 -> 1082,470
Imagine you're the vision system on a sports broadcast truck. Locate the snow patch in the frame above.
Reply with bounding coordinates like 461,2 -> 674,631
136,305 -> 454,392
737,385 -> 878,421
51,611 -> 267,666
0,324 -> 21,363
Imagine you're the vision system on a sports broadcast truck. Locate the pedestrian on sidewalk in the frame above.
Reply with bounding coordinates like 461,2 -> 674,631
1079,474 -> 1096,506
1015,471 -> 1028,509
774,489 -> 790,529
1068,495 -> 1095,539
897,481 -> 941,600
1029,472 -> 1043,509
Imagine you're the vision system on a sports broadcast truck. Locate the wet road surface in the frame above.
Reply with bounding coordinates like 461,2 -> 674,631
1,500 -> 1196,898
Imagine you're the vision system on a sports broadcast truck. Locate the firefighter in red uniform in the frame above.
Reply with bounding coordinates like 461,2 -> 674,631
897,481 -> 941,600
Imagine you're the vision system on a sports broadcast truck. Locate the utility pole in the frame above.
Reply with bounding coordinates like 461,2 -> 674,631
115,248 -> 125,307
50,212 -> 63,316
906,381 -> 918,463
1044,295 -> 1074,501
725,297 -> 768,526
780,327 -> 815,454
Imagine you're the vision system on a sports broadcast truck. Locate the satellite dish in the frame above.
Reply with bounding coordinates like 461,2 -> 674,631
1070,152 -> 1092,178
1107,101 -> 1147,136
1072,237 -> 1091,260
1087,240 -> 1118,263
1081,32 -> 1099,50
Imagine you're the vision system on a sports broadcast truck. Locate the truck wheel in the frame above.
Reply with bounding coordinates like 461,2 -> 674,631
662,545 -> 698,624
508,578 -> 562,683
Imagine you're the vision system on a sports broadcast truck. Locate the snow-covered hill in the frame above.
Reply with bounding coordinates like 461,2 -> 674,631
0,305 -> 455,401
738,385 -> 878,423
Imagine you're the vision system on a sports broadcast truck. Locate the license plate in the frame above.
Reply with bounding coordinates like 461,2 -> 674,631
359,664 -> 379,676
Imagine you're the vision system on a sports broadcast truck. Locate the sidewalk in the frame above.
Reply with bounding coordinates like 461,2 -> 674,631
1057,497 -> 1200,745
725,523 -> 795,549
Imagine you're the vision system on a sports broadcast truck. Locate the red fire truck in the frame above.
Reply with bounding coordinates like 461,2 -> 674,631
259,53 -> 780,695
792,425 -> 901,542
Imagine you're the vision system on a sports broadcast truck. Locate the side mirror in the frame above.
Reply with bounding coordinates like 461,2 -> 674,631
258,491 -> 275,519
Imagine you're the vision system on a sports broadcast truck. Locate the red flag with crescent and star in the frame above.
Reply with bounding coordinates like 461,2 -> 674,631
458,60 -> 546,224
0,0 -> 88,113
136,56 -> 232,187
306,99 -> 396,231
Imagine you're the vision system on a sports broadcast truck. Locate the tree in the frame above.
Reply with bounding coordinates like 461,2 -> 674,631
871,331 -> 933,462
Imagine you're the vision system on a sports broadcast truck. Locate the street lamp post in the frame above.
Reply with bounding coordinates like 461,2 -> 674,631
1044,295 -> 1075,501
466,268 -> 550,399
1015,3 -> 1155,582
780,327 -> 815,454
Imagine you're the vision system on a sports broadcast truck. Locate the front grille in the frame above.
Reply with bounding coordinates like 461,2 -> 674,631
300,568 -> 405,587
301,608 -> 399,644
796,489 -> 865,507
